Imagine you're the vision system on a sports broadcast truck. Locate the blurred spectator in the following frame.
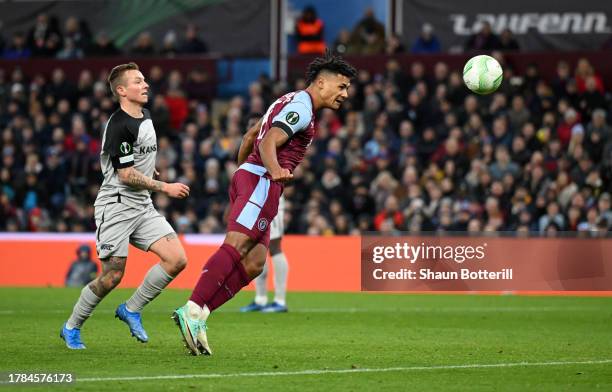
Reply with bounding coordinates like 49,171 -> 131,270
349,8 -> 385,54
556,108 -> 583,148
579,77 -> 606,118
65,244 -> 98,287
373,195 -> 403,231
411,23 -> 441,54
386,33 -> 405,54
295,6 -> 325,55
164,71 -> 189,131
507,95 -> 530,132
48,68 -> 77,104
56,38 -> 83,59
552,61 -> 571,98
574,58 -> 604,94
131,31 -> 156,56
179,24 -> 208,54
465,22 -> 501,52
63,16 -> 91,53
184,68 -> 214,104
27,13 -> 63,57
587,109 -> 612,141
499,28 -> 520,51
598,192 -> 612,226
3,32 -> 31,59
160,30 -> 179,57
489,145 -> 520,180
86,31 -> 121,56
333,29 -> 352,55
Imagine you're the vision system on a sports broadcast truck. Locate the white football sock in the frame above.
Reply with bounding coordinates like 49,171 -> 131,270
66,285 -> 102,329
254,261 -> 268,306
272,253 -> 289,306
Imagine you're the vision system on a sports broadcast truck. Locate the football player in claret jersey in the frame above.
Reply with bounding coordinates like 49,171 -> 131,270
60,63 -> 190,349
240,114 -> 290,313
173,52 -> 357,355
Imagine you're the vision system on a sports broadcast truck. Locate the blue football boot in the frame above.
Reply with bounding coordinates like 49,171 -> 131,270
60,323 -> 86,349
115,303 -> 149,343
240,302 -> 266,312
261,302 -> 288,313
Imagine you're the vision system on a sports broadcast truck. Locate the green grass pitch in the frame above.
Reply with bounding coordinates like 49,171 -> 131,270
1,287 -> 611,391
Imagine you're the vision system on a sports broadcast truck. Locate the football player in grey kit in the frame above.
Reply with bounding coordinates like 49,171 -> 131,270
60,63 -> 191,349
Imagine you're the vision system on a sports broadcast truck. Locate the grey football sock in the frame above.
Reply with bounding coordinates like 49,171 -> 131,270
66,285 -> 102,329
125,264 -> 173,312
272,253 -> 289,306
254,261 -> 268,305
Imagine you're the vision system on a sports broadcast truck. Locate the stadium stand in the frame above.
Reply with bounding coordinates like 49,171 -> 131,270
0,14 -> 610,237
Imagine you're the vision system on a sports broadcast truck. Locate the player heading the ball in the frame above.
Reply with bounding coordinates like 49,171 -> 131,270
172,51 -> 357,356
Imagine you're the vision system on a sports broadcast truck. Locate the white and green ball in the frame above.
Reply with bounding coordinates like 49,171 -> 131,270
462,55 -> 503,95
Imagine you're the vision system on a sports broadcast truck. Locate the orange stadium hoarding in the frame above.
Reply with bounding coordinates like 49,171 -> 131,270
0,233 -> 610,295
0,234 -> 360,291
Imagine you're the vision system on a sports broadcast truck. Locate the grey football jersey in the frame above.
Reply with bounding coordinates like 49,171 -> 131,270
94,108 -> 157,209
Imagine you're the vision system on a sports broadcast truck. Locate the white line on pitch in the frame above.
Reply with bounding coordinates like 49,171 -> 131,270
76,359 -> 612,383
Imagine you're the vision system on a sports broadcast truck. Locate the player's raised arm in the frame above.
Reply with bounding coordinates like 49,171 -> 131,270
237,117 -> 262,165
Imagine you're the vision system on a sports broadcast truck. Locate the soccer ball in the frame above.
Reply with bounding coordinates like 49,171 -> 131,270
462,55 -> 503,95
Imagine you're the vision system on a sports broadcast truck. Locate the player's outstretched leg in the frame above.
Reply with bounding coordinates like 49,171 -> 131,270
61,256 -> 126,349
118,233 -> 187,343
172,301 -> 209,355
173,241 -> 242,355
174,232 -> 263,355
197,242 -> 266,354
241,261 -> 268,312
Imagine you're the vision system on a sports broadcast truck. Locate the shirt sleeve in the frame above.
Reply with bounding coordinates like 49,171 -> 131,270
271,101 -> 312,137
105,120 -> 137,169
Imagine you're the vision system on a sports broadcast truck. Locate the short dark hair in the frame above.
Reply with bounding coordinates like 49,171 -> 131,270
108,62 -> 139,97
305,50 -> 357,85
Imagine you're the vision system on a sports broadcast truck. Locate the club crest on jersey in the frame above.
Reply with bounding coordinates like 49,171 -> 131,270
257,218 -> 268,231
286,111 -> 299,125
119,142 -> 132,155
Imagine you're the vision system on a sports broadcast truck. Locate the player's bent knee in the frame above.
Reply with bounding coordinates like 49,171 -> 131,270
243,254 -> 266,277
170,254 -> 188,274
160,251 -> 187,276
243,261 -> 264,278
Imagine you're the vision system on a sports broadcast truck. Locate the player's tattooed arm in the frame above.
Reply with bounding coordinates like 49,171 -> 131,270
117,167 -> 164,192
117,167 -> 190,198
237,118 -> 262,165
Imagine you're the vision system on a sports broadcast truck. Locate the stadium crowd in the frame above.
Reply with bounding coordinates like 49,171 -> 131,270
0,52 -> 610,235
1,13 -> 208,60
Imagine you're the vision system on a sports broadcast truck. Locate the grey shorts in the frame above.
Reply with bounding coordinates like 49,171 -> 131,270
94,202 -> 175,259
